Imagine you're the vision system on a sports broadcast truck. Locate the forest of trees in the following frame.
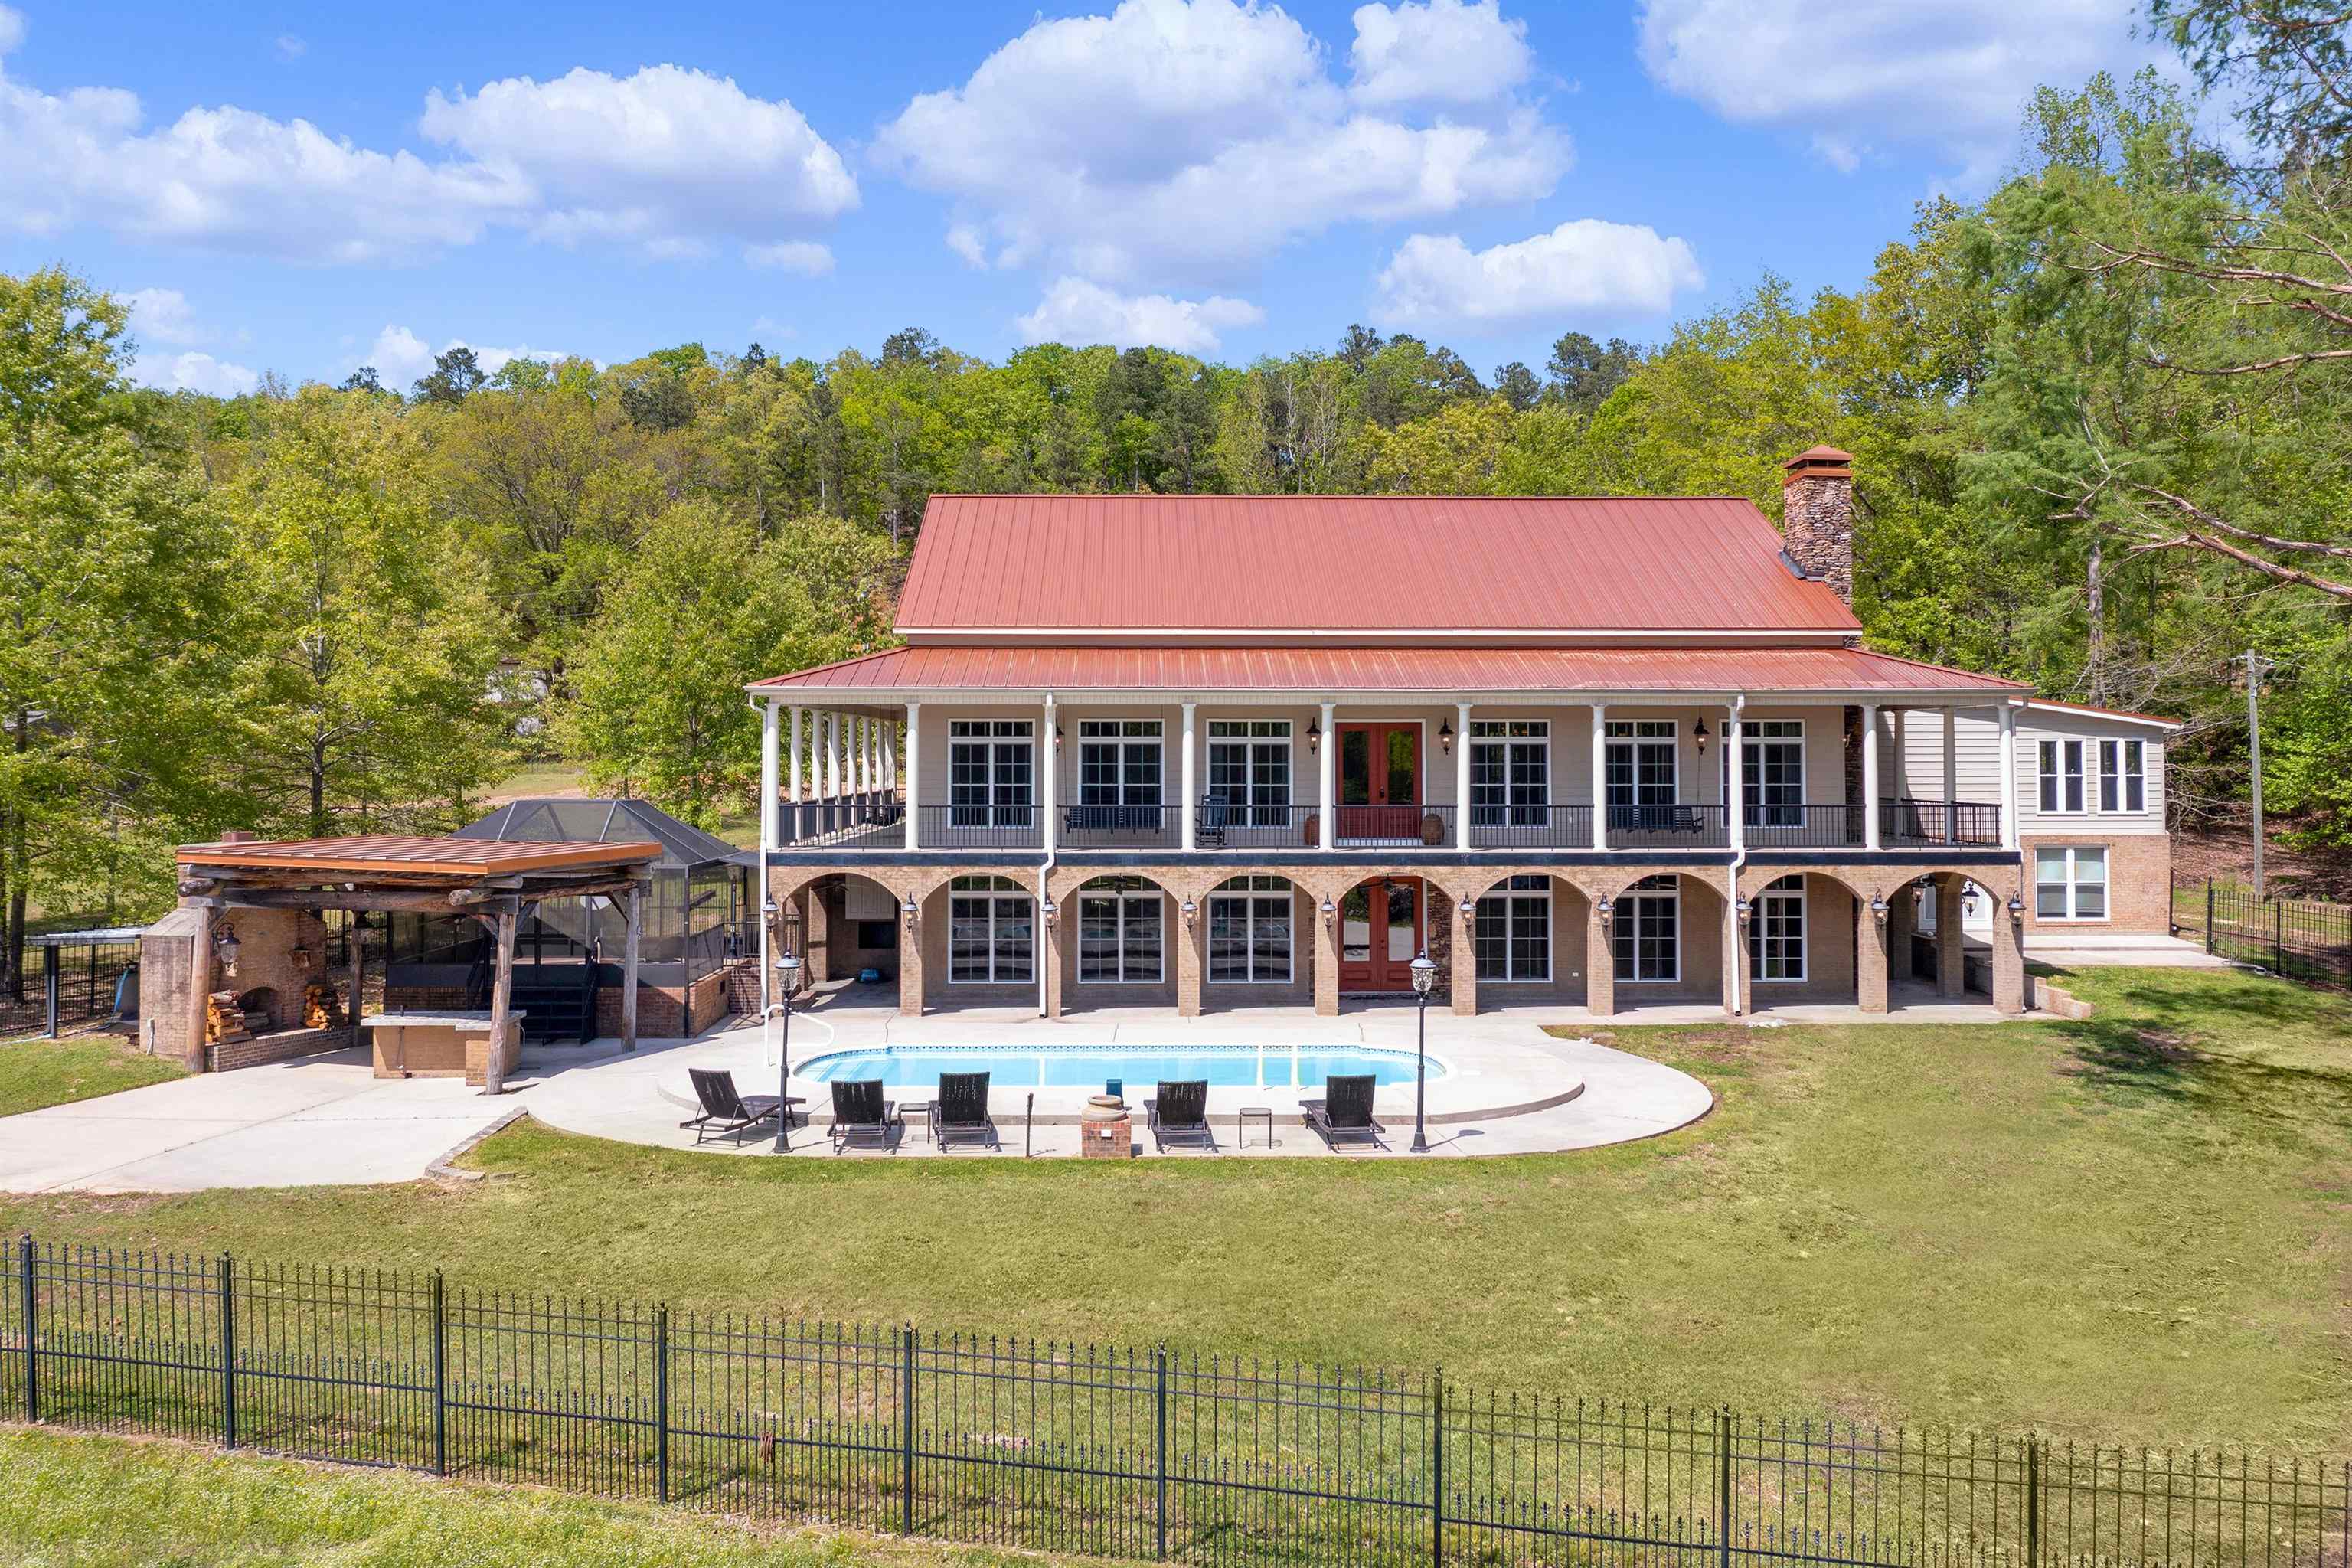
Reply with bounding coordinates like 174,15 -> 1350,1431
6,0 -> 2352,1001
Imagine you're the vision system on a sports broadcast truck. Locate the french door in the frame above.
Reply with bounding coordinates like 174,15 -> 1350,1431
1338,876 -> 1424,991
1338,723 -> 1421,842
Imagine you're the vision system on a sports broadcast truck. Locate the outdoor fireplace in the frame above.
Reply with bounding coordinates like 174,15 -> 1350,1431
236,986 -> 280,1034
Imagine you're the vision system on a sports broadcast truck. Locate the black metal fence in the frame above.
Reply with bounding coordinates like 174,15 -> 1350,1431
5,1236 -> 2344,1567
2174,879 -> 2352,985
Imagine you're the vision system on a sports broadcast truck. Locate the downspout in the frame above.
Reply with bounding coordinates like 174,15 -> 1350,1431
1037,692 -> 1056,1018
1724,694 -> 1746,1019
747,694 -> 773,1017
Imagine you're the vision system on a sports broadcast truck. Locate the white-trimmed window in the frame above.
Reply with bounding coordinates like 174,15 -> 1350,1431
1604,720 -> 1677,808
1207,874 -> 1293,983
2037,740 -> 2085,813
1475,874 -> 1552,982
1076,875 -> 1161,984
2034,846 -> 2108,920
1749,874 -> 1806,982
949,720 -> 1035,828
1469,721 -> 1550,826
1613,874 -> 1680,982
1207,720 -> 1292,825
949,874 -> 1034,983
1740,720 -> 1805,827
2098,740 -> 2145,813
1078,720 -> 1162,812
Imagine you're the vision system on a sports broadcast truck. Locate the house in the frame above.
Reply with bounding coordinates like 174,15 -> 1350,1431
748,447 -> 2180,1021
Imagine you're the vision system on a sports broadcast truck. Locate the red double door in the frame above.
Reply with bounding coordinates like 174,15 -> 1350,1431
1339,875 -> 1426,991
1336,723 -> 1421,843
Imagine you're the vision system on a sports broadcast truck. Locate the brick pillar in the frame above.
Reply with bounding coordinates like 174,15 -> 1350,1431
1585,904 -> 1615,1020
1936,878 -> 1967,998
1884,882 -> 1915,995
1856,893 -> 1890,1014
1446,894 -> 1477,1017
1043,912 -> 1065,1019
1991,904 -> 2027,1015
1175,898 -> 1203,1018
898,903 -> 925,1017
801,885 -> 831,985
1312,896 -> 1340,1017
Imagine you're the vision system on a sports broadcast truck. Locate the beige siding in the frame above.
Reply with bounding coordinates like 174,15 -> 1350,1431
2014,710 -> 2167,831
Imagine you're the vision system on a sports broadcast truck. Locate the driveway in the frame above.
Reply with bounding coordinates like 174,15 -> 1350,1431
0,1047 -> 521,1194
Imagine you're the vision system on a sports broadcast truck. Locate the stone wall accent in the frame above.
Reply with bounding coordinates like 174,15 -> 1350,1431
1780,446 -> 1855,604
2020,831 -> 2172,935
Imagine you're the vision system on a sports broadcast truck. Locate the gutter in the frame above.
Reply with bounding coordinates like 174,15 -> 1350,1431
1037,693 -> 1057,1018
1725,694 -> 1747,1018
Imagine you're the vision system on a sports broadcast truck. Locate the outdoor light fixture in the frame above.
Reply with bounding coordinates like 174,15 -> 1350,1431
1870,893 -> 1889,923
212,923 -> 242,978
1320,895 -> 1336,923
1735,893 -> 1751,923
1408,950 -> 1437,1154
1054,724 -> 1064,751
773,949 -> 805,1154
1438,718 -> 1455,754
1040,897 -> 1057,926
2006,893 -> 2025,919
1181,897 -> 1197,926
1459,893 -> 1475,925
1596,894 -> 1613,926
901,895 -> 919,926
762,896 -> 780,922
1693,717 -> 1710,755
1305,719 -> 1321,753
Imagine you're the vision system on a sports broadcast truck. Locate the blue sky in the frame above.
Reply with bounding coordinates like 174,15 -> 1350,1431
0,0 -> 2161,395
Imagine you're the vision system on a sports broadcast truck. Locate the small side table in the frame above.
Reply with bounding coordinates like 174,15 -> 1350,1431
1238,1106 -> 1276,1149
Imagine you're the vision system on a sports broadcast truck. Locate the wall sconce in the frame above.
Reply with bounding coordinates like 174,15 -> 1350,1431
1053,724 -> 1064,751
1180,897 -> 1197,927
1039,897 -> 1057,927
1734,893 -> 1751,923
213,922 -> 242,978
2006,893 -> 2024,920
1458,893 -> 1474,925
1306,719 -> 1321,754
1693,717 -> 1710,755
762,896 -> 780,923
1320,895 -> 1336,925
1870,893 -> 1889,924
1596,894 -> 1613,926
1437,718 -> 1455,754
901,895 -> 919,928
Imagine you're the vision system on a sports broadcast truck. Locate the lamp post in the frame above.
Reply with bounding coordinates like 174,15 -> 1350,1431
773,949 -> 802,1153
1408,949 -> 1436,1153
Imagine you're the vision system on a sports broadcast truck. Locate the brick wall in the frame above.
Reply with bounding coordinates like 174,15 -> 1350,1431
2023,831 -> 2172,935
207,1025 -> 349,1073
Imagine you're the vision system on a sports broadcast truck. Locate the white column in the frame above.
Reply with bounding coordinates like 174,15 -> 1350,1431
1861,702 -> 1883,851
1589,704 -> 1609,851
1318,701 -> 1338,851
884,722 -> 898,792
1891,710 -> 1908,797
788,707 -> 804,803
904,702 -> 922,850
1041,694 -> 1057,852
854,717 -> 868,799
760,701 -> 780,850
1454,702 -> 1473,851
1726,700 -> 1745,851
1180,701 -> 1198,852
1998,701 -> 2020,851
1942,708 -> 1960,843
820,713 -> 836,799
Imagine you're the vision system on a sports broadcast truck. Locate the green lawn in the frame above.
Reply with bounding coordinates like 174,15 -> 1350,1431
0,1427 -> 1083,1568
1,965 -> 2345,1452
0,1032 -> 184,1116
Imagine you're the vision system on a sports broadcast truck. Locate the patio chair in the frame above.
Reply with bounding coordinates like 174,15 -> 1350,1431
930,1071 -> 999,1149
828,1077 -> 901,1155
1302,1073 -> 1387,1151
1197,793 -> 1230,850
1145,1080 -> 1215,1152
682,1068 -> 795,1146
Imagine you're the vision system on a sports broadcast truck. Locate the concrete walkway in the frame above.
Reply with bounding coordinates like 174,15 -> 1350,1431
2024,930 -> 2238,969
0,1047 -> 521,1194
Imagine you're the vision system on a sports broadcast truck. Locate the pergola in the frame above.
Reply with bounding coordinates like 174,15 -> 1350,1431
172,835 -> 660,1092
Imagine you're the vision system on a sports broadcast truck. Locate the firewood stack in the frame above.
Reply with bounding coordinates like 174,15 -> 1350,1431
303,983 -> 346,1030
204,991 -> 251,1044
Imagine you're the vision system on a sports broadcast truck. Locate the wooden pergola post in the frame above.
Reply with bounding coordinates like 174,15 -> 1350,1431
345,910 -> 364,1047
482,900 -> 518,1096
622,881 -> 642,1054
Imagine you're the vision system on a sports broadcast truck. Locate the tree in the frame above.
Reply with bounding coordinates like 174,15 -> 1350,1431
879,327 -> 943,368
412,346 -> 485,405
1544,332 -> 1642,413
1493,361 -> 1543,412
1337,323 -> 1384,371
338,365 -> 384,394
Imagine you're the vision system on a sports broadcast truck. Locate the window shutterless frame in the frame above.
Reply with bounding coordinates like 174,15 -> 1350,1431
1469,721 -> 1550,828
2037,738 -> 2086,814
1206,874 -> 1293,984
1748,874 -> 1806,982
1205,720 -> 1292,826
1076,883 -> 1163,984
1473,874 -> 1552,982
1612,874 -> 1680,982
2098,739 -> 2146,813
1603,720 -> 1678,808
2034,845 -> 2109,921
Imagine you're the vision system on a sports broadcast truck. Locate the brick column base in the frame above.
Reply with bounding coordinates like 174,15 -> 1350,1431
1313,905 -> 1339,1017
1175,905 -> 1203,1017
1991,910 -> 2027,1015
1857,897 -> 1890,1014
1585,913 -> 1615,1019
1936,879 -> 1967,997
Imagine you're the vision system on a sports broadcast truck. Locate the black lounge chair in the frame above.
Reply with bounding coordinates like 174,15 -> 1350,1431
1302,1073 -> 1387,1150
828,1078 -> 900,1154
683,1068 -> 795,1146
1145,1080 -> 1215,1152
1197,793 -> 1230,850
930,1070 -> 998,1149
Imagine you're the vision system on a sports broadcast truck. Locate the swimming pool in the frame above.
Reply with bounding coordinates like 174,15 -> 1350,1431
795,1044 -> 1446,1089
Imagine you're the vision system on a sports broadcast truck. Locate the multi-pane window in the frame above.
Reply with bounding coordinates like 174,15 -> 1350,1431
1749,874 -> 1806,981
1078,720 -> 1162,814
948,874 -> 1034,983
949,720 -> 1035,828
2037,739 -> 2085,813
1740,720 -> 1804,827
1474,874 -> 1552,982
1604,720 -> 1677,808
1469,721 -> 1550,825
1207,720 -> 1291,824
1076,874 -> 1162,984
1613,874 -> 1680,982
2034,846 -> 2108,920
2098,740 -> 2146,812
1207,874 -> 1293,983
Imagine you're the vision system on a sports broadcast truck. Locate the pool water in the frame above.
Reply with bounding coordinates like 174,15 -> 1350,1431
795,1045 -> 1443,1089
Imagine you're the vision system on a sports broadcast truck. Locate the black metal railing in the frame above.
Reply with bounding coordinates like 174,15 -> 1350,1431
1332,803 -> 1453,846
1741,804 -> 1867,849
918,803 -> 1044,851
2178,878 -> 2352,984
1197,801 -> 1318,850
1464,804 -> 1596,850
1606,802 -> 1732,849
778,797 -> 906,848
4,1235 -> 2344,1568
32,933 -> 142,1039
1880,799 -> 2003,848
1061,802 -> 1174,846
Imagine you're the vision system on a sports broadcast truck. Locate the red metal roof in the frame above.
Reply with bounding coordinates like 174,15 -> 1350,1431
176,835 -> 662,877
895,495 -> 1862,635
752,645 -> 2024,695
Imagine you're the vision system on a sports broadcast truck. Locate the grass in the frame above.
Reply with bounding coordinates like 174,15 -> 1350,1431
0,966 -> 2345,1452
0,1426 -> 1091,1568
0,1031 -> 184,1115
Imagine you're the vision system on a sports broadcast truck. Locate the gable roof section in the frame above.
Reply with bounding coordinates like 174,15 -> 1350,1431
896,494 -> 1861,635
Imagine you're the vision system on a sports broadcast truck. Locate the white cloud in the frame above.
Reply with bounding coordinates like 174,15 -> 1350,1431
1348,0 -> 1531,108
135,351 -> 259,397
419,64 -> 858,259
0,13 -> 854,265
358,324 -> 565,389
744,239 -> 833,274
1371,220 -> 1704,328
1636,0 -> 2148,180
274,34 -> 305,61
122,286 -> 209,345
1014,277 -> 1263,352
874,0 -> 1566,286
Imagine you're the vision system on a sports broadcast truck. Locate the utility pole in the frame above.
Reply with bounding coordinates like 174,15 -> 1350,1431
2245,649 -> 2272,897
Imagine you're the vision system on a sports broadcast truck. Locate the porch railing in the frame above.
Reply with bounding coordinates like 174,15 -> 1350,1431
1199,801 -> 1318,850
1466,804 -> 1595,849
1605,802 -> 1731,849
919,803 -> 1044,851
1880,798 -> 2003,848
1740,803 -> 1867,849
777,797 -> 904,848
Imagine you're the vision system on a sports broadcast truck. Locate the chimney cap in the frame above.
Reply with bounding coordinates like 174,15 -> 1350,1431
1784,444 -> 1853,469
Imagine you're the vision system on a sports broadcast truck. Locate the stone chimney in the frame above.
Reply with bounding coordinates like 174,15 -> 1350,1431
1780,445 -> 1854,603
